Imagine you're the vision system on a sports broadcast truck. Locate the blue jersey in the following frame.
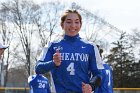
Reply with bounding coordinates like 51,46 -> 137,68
28,74 -> 51,93
94,64 -> 113,93
35,34 -> 104,92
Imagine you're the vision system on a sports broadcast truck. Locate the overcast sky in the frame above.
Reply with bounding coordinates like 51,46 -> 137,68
1,0 -> 139,33
34,0 -> 140,33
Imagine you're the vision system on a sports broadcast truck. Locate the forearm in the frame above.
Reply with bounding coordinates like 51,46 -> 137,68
89,70 -> 102,91
89,75 -> 101,91
35,60 -> 56,74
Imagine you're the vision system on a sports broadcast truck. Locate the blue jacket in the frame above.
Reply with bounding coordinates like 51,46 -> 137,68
35,34 -> 104,92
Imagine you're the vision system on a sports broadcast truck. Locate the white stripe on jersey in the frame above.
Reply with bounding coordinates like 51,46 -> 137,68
28,75 -> 35,83
30,86 -> 33,93
50,72 -> 56,93
92,43 -> 104,69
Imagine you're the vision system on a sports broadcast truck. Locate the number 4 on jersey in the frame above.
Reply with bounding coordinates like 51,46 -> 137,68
67,62 -> 75,75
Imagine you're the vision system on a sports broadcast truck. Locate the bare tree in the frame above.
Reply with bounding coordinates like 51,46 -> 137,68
34,1 -> 65,47
1,0 -> 43,76
71,2 -> 122,51
0,2 -> 15,86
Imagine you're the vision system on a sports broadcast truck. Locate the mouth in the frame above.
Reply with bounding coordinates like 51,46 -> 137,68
69,29 -> 76,32
71,30 -> 76,32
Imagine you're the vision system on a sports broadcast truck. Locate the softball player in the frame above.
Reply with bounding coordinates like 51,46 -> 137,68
35,9 -> 104,93
28,74 -> 51,93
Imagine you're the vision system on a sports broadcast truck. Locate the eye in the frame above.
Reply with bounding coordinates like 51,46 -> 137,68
75,21 -> 80,24
66,21 -> 71,24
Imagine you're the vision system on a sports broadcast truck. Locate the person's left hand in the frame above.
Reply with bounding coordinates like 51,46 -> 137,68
53,49 -> 61,66
82,82 -> 92,93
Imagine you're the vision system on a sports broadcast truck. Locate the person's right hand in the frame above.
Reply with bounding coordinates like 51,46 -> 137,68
53,49 -> 61,66
82,82 -> 92,93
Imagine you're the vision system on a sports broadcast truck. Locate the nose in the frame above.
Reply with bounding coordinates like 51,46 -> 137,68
71,22 -> 76,27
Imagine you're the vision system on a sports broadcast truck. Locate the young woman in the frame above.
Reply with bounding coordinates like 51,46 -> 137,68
35,9 -> 104,93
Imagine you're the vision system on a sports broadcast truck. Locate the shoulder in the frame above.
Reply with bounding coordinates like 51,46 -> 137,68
80,38 -> 97,47
28,75 -> 37,83
41,75 -> 49,80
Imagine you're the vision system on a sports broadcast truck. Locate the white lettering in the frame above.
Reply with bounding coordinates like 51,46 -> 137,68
37,79 -> 48,84
75,53 -> 79,61
60,53 -> 89,62
70,53 -> 75,61
61,53 -> 64,60
65,53 -> 69,60
85,54 -> 89,62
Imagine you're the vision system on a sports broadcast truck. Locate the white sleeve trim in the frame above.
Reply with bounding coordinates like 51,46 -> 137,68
92,43 -> 104,69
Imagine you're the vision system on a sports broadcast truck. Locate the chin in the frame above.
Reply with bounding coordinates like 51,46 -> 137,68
69,32 -> 78,36
69,34 -> 77,37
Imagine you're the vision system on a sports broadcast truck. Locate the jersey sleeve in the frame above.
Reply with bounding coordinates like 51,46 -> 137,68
28,75 -> 36,83
35,42 -> 56,74
89,43 -> 104,77
88,43 -> 104,91
28,76 -> 33,84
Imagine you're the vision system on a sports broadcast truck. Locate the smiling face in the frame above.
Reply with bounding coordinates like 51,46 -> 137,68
61,11 -> 82,37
